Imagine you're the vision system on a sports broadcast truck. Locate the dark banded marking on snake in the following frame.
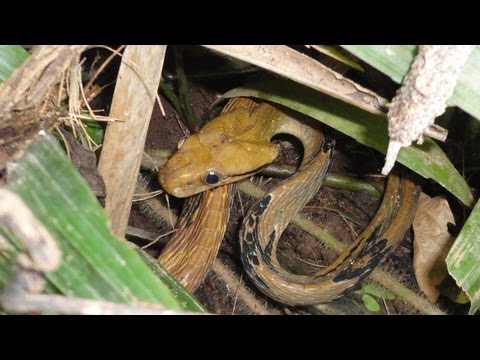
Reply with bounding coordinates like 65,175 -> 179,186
158,97 -> 420,304
240,143 -> 420,305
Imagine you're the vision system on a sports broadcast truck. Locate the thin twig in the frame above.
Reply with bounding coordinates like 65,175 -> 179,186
132,189 -> 164,202
156,92 -> 166,117
84,45 -> 127,92
235,186 -> 246,218
383,297 -> 390,315
212,261 -> 279,315
126,226 -> 164,242
141,229 -> 178,250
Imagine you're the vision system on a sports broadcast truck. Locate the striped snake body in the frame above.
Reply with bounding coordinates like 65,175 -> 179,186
158,97 -> 420,305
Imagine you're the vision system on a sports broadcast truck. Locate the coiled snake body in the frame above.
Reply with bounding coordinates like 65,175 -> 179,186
158,97 -> 420,305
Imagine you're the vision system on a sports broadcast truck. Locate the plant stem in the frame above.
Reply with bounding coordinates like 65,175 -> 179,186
174,47 -> 197,130
325,173 -> 382,198
159,81 -> 183,116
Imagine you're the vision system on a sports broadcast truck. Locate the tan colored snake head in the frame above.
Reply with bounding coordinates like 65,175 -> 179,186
159,105 -> 281,198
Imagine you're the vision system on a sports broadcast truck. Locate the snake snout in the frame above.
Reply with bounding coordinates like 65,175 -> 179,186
158,168 -> 196,198
158,157 -> 195,196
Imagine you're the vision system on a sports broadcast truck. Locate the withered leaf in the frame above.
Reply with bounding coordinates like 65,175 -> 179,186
413,192 -> 455,303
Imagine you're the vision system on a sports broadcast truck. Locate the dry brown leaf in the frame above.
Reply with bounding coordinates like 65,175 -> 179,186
0,45 -> 87,170
202,45 -> 387,116
413,192 -> 456,302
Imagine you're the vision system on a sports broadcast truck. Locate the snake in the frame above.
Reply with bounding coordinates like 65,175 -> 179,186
158,97 -> 421,305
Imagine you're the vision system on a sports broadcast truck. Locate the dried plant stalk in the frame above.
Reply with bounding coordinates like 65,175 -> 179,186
98,45 -> 166,237
382,45 -> 475,175
0,45 -> 87,169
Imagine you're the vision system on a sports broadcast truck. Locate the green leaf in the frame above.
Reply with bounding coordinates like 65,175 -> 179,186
341,45 -> 416,84
224,79 -> 474,207
446,199 -> 480,315
137,249 -> 206,312
82,119 -> 105,145
342,45 -> 480,121
3,133 -> 205,312
361,294 -> 381,312
354,283 -> 393,313
360,283 -> 395,300
0,45 -> 29,82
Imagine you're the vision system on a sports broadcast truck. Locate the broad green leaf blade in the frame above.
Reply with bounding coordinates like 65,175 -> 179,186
446,199 -> 480,315
137,249 -> 206,312
341,45 -> 416,83
0,45 -> 29,82
342,45 -> 480,121
455,48 -> 480,121
224,79 -> 474,207
4,133 -> 204,312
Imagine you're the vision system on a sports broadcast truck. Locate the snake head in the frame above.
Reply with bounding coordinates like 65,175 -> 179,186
158,132 -> 278,198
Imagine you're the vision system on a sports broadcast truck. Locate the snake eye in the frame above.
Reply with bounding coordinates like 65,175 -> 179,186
202,170 -> 223,185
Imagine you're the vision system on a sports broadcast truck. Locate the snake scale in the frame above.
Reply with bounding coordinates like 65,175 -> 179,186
158,97 -> 420,305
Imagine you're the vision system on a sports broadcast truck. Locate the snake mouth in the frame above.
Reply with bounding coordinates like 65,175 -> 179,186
164,181 -> 198,198
158,172 -> 193,198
